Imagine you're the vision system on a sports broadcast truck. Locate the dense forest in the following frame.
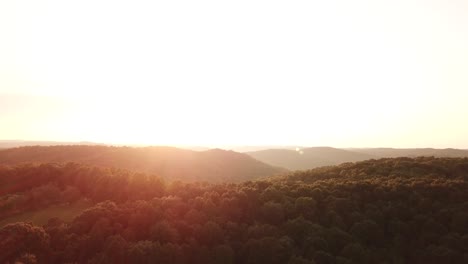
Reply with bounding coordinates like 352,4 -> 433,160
1,157 -> 467,263
0,146 -> 285,182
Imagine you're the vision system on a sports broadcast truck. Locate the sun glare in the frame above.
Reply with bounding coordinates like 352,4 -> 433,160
1,0 -> 467,147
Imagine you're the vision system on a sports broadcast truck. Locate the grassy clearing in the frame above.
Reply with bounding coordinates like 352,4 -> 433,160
0,200 -> 93,227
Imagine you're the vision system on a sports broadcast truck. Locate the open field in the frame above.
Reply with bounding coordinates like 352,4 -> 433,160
0,200 -> 92,227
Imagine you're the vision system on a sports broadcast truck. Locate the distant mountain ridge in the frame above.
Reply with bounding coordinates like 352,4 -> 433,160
0,140 -> 211,152
246,147 -> 376,170
0,145 -> 286,182
2,142 -> 467,173
247,147 -> 468,170
0,140 -> 103,149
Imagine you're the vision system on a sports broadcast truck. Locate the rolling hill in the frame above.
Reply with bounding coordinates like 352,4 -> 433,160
246,147 -> 377,170
247,147 -> 468,170
0,145 -> 286,182
0,140 -> 103,149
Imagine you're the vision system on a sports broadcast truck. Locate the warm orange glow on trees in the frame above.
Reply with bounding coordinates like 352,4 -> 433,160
1,157 -> 467,263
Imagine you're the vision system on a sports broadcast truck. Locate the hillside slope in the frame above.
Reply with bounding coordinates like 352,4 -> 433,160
247,147 -> 376,170
247,147 -> 468,170
0,146 -> 285,182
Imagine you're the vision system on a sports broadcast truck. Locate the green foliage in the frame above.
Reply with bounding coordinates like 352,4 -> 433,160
0,157 -> 467,263
0,222 -> 50,263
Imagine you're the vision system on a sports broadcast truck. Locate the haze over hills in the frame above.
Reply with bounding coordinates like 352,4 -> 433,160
0,140 -> 303,153
2,0 -> 468,262
247,147 -> 468,170
0,140 -> 213,152
2,141 -> 468,172
0,140 -> 104,149
246,147 -> 376,170
226,146 -> 304,153
0,145 -> 286,182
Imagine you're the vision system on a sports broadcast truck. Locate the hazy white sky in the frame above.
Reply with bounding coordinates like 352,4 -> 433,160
1,0 -> 468,147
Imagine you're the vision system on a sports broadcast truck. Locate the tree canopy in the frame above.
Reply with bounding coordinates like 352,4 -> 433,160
0,157 -> 467,263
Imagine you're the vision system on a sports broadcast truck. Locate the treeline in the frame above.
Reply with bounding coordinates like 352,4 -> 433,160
279,156 -> 468,183
1,157 -> 468,263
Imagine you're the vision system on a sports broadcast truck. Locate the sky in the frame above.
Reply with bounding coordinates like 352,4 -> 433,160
1,0 -> 468,148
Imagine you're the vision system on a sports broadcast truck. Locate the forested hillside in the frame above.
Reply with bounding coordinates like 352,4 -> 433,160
1,157 -> 467,263
246,147 -> 376,170
246,147 -> 468,170
0,146 -> 285,182
349,148 -> 468,158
